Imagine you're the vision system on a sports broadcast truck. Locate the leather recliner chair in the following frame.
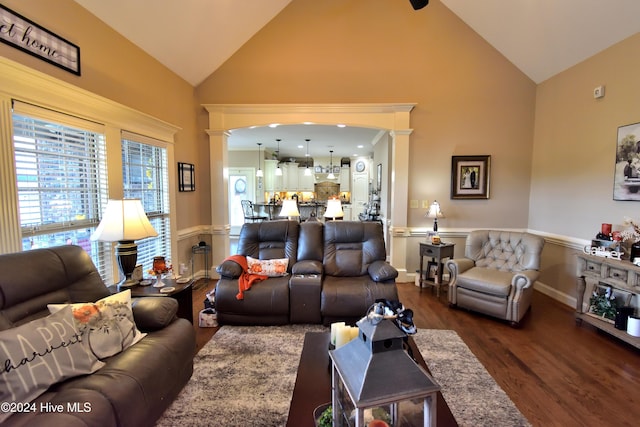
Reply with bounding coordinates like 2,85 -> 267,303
215,220 -> 300,325
446,230 -> 545,327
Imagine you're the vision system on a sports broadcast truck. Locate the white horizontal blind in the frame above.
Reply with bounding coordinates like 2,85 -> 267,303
12,101 -> 111,281
121,132 -> 171,275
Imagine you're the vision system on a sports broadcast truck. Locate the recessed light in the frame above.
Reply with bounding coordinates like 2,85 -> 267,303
269,123 -> 280,128
337,124 -> 346,128
303,122 -> 314,125
357,145 -> 364,149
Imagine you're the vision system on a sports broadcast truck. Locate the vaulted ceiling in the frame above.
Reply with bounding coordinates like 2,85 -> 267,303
73,0 -> 640,158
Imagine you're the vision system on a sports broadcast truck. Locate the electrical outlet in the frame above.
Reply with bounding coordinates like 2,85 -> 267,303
422,200 -> 430,209
409,199 -> 419,209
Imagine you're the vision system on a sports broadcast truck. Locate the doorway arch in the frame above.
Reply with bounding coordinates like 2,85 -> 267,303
204,103 -> 415,280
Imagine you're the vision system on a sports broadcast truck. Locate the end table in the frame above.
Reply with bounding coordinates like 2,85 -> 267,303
108,278 -> 194,323
419,242 -> 455,297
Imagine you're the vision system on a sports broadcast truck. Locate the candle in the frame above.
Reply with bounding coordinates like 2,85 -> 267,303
349,326 -> 359,340
601,223 -> 612,235
335,325 -> 352,348
330,322 -> 345,346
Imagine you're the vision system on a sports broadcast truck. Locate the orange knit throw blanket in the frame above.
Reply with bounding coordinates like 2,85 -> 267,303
224,255 -> 268,300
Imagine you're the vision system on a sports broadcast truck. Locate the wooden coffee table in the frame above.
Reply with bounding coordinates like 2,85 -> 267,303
286,332 -> 457,426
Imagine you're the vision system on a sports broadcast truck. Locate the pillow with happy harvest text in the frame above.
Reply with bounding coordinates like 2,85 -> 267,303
0,306 -> 104,422
48,289 -> 146,360
246,256 -> 289,277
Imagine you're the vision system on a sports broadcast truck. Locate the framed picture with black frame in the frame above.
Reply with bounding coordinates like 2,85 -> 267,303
451,155 -> 490,199
178,162 -> 195,192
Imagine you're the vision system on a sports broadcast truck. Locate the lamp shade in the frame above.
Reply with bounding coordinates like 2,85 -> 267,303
91,199 -> 158,242
324,198 -> 344,219
425,200 -> 444,219
279,199 -> 300,218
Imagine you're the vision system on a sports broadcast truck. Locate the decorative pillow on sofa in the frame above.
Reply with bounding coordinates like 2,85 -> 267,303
48,290 -> 146,360
0,306 -> 104,422
246,256 -> 289,277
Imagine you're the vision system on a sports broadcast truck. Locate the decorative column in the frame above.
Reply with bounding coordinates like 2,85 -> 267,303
205,110 -> 231,264
388,127 -> 412,282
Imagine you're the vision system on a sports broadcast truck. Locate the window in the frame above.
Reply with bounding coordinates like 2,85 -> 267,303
121,133 -> 171,273
12,101 -> 111,279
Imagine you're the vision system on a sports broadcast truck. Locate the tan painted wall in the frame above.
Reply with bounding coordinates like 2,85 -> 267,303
196,0 -> 537,230
0,0 -> 206,232
531,33 -> 640,299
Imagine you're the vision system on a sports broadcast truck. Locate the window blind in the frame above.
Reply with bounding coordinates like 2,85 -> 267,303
11,101 -> 112,281
121,132 -> 171,275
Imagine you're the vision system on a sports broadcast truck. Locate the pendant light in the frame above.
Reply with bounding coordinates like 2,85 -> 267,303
256,142 -> 263,177
304,139 -> 312,176
327,149 -> 336,180
275,139 -> 283,176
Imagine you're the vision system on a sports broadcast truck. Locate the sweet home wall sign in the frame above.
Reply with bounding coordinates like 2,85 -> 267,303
0,4 -> 80,75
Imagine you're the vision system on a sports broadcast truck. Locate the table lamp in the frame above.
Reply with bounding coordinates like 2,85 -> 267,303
425,200 -> 444,242
279,198 -> 300,221
324,198 -> 344,221
91,199 -> 158,287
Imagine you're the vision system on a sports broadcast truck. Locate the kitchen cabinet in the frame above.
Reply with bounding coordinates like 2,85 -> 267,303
264,159 -> 281,191
283,162 -> 299,190
298,167 -> 315,191
342,205 -> 352,221
339,166 -> 350,191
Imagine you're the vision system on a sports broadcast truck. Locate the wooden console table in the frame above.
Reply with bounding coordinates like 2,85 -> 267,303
575,253 -> 640,349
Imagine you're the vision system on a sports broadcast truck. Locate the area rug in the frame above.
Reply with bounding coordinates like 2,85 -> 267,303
156,325 -> 529,427
412,330 -> 530,427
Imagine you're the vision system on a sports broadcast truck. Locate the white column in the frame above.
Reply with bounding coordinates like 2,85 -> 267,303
206,125 -> 231,264
389,129 -> 412,281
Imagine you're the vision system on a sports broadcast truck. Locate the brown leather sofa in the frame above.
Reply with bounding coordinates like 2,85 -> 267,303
215,220 -> 398,325
0,245 -> 195,427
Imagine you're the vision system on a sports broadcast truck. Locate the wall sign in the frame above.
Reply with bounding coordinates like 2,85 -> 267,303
0,4 -> 81,75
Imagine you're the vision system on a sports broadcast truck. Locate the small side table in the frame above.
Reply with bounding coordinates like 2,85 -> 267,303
109,278 -> 193,324
192,244 -> 211,283
419,242 -> 455,297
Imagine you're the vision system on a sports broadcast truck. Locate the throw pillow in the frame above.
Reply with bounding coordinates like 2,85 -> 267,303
246,256 -> 289,277
0,306 -> 104,422
48,290 -> 146,360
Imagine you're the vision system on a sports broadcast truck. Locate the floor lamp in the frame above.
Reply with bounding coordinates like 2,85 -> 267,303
91,199 -> 158,287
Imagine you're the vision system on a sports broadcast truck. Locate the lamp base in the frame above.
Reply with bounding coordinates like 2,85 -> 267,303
118,277 -> 139,288
116,240 -> 139,288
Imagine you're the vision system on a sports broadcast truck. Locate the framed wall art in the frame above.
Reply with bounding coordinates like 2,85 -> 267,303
613,121 -> 640,201
451,155 -> 490,199
0,4 -> 81,75
178,162 -> 195,192
376,163 -> 382,192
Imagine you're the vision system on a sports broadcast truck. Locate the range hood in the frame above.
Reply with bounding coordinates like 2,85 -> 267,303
315,182 -> 340,201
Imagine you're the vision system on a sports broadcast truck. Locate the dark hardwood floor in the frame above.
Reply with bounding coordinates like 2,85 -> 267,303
189,280 -> 639,427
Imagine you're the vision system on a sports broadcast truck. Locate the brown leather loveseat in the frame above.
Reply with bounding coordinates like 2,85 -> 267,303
215,220 -> 399,325
0,245 -> 195,427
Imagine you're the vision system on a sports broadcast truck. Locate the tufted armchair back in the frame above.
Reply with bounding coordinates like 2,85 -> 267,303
465,230 -> 544,273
